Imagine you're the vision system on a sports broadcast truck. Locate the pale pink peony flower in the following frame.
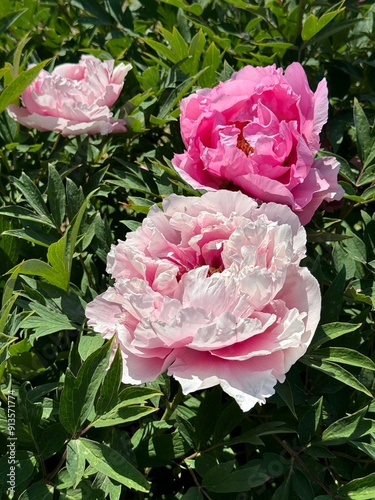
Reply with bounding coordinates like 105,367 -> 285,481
8,55 -> 132,136
85,191 -> 321,412
172,63 -> 344,224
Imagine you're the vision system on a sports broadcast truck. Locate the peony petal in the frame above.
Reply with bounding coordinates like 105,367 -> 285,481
169,349 -> 285,412
292,156 -> 345,224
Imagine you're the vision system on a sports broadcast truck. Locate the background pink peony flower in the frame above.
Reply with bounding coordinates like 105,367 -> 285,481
85,191 -> 321,412
172,63 -> 344,224
8,55 -> 132,136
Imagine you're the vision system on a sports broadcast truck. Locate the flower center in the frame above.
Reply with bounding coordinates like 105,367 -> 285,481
237,130 -> 254,157
176,263 -> 224,282
208,265 -> 224,276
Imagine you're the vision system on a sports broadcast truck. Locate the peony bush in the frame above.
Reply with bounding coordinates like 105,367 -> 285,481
8,55 -> 132,135
1,1 -> 375,498
86,190 -> 320,412
173,63 -> 344,224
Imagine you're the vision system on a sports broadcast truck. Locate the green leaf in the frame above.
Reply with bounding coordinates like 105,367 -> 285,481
117,386 -> 162,406
67,189 -> 98,272
28,382 -> 62,402
320,268 -> 346,323
339,473 -> 375,499
199,42 -> 221,88
272,474 -> 292,500
159,26 -> 189,72
189,30 -> 206,76
357,164 -> 375,187
301,15 -> 320,41
353,99 -> 374,164
10,173 -> 53,223
91,473 -> 122,500
47,165 -> 66,229
106,174 -> 158,197
21,303 -> 76,342
0,67 -> 10,80
319,407 -> 375,446
18,383 -> 43,448
2,266 -> 19,307
203,461 -> 270,493
181,487 -> 204,500
59,338 -> 114,435
333,153 -> 357,183
0,9 -> 28,35
343,229 -> 367,264
292,469 -> 315,500
140,66 -> 159,91
305,445 -> 335,459
66,440 -> 86,488
310,322 -> 361,348
95,347 -> 122,417
159,0 -> 203,15
363,144 -> 375,171
69,0 -> 114,24
195,386 -> 222,448
47,235 -> 70,291
298,397 -> 323,445
66,178 -> 85,222
0,205 -> 56,227
300,357 -> 372,397
0,59 -> 50,113
143,39 -> 177,65
78,333 -> 104,361
307,18 -> 355,47
157,67 -> 208,120
301,7 -> 345,41
312,347 -> 375,371
91,405 -> 157,428
275,379 -> 297,419
223,0 -> 255,9
6,259 -> 67,291
227,421 -> 296,446
350,442 -> 375,461
0,293 -> 19,333
132,421 -> 189,467
12,32 -> 31,76
1,228 -> 57,247
39,422 -> 67,459
212,401 -> 245,443
176,415 -> 197,449
79,438 -> 150,492
120,220 -> 141,231
0,333 -> 16,368
18,482 -> 54,500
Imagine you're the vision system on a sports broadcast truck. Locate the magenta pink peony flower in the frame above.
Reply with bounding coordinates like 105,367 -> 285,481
85,191 -> 321,412
172,63 -> 344,224
8,55 -> 132,136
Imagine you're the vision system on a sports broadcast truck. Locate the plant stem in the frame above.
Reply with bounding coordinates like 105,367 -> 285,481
187,465 -> 213,500
79,253 -> 96,290
46,447 -> 67,483
161,385 -> 184,421
273,434 -> 338,498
